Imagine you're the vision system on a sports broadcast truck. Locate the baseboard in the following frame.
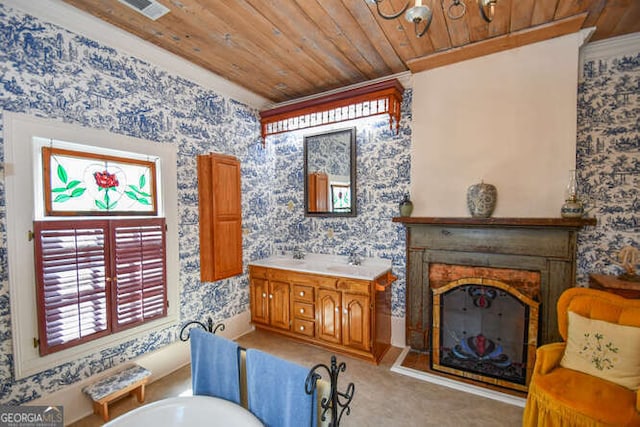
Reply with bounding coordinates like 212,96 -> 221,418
30,310 -> 253,425
390,316 -> 405,348
390,347 -> 526,408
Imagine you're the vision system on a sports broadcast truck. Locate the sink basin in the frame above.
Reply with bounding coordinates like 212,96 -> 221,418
273,259 -> 306,267
250,253 -> 392,280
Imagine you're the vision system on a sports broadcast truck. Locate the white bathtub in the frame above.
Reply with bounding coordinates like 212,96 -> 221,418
104,396 -> 263,426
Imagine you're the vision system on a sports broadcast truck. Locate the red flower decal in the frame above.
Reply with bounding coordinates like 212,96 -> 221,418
94,171 -> 119,189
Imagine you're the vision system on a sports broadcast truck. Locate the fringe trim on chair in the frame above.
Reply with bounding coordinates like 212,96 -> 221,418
523,382 -> 609,427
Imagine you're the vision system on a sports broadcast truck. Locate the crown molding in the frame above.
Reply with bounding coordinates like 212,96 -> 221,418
581,31 -> 640,62
267,71 -> 413,110
3,0 -> 270,109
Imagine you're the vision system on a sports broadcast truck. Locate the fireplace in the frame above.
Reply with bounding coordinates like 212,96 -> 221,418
393,217 -> 595,391
430,264 -> 540,391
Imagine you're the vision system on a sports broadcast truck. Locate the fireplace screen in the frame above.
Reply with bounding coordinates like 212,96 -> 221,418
431,278 -> 539,392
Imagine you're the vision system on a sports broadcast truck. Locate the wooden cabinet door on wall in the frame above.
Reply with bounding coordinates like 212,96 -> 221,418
197,153 -> 242,281
308,172 -> 328,212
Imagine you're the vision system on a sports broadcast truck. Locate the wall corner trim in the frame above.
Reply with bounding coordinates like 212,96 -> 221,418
582,31 -> 640,62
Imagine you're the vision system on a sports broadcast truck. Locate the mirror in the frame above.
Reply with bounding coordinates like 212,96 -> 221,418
304,127 -> 356,217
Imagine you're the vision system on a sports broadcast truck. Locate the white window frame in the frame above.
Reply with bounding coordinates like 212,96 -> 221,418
4,112 -> 179,380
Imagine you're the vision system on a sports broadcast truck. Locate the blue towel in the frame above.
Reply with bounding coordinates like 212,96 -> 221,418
246,349 -> 317,427
190,328 -> 241,404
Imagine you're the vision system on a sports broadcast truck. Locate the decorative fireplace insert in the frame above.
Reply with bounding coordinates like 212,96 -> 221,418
432,278 -> 539,392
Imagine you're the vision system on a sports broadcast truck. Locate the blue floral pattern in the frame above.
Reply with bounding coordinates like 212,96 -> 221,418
576,47 -> 640,282
82,365 -> 150,401
0,3 -> 410,405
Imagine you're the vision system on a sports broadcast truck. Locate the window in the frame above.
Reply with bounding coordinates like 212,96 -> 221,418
33,218 -> 167,355
5,112 -> 179,379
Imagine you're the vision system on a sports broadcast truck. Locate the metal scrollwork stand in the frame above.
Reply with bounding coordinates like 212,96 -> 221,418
305,355 -> 355,427
179,317 -> 225,341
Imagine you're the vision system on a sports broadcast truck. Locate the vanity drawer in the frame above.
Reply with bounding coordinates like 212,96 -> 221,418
293,284 -> 314,302
337,279 -> 370,294
293,301 -> 314,320
293,318 -> 315,337
250,266 -> 268,279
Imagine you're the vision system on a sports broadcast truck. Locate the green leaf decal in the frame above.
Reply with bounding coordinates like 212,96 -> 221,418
54,194 -> 71,203
71,187 -> 86,197
51,187 -> 67,193
138,198 -> 151,205
125,190 -> 139,201
57,164 -> 68,184
128,184 -> 141,194
95,200 -> 107,210
139,174 -> 146,189
138,191 -> 151,197
66,180 -> 81,190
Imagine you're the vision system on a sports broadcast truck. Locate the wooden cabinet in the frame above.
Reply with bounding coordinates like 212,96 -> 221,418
250,267 -> 290,331
342,291 -> 371,352
197,153 -> 243,282
317,289 -> 341,344
249,266 -> 394,364
317,283 -> 371,352
308,172 -> 328,212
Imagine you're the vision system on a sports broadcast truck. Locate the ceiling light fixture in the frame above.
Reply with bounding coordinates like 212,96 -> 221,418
478,0 -> 498,22
366,0 -> 498,38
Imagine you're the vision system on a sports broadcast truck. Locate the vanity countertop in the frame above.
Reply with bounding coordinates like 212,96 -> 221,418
249,253 -> 392,281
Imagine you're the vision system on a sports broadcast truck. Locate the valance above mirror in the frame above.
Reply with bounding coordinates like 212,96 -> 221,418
304,127 -> 356,217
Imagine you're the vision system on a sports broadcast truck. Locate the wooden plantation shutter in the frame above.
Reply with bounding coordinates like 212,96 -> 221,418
34,220 -> 111,355
34,218 -> 167,355
111,218 -> 167,331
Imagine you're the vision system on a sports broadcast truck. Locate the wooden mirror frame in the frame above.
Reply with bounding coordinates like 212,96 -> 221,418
303,127 -> 357,217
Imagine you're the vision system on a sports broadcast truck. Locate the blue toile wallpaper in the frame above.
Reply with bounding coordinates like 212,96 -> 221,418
0,3 -> 269,404
0,3 -> 411,405
576,46 -> 640,281
266,101 -> 412,318
306,131 -> 351,177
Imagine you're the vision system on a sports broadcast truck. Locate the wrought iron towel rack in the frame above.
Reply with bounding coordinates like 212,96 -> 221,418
180,317 -> 355,427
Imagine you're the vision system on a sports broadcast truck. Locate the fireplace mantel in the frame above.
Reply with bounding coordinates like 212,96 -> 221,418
393,217 -> 596,228
395,216 -> 596,354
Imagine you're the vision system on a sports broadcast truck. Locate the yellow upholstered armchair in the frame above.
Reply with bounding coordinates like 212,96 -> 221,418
523,287 -> 640,427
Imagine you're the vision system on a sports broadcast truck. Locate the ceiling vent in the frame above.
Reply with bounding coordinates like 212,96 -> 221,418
118,0 -> 170,20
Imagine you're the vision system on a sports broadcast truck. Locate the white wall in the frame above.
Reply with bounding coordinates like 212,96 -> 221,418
411,31 -> 591,217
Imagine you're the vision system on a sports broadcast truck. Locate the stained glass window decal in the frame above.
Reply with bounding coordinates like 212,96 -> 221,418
42,146 -> 158,216
331,184 -> 351,212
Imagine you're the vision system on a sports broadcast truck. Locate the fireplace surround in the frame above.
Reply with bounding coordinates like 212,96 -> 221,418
393,217 -> 595,390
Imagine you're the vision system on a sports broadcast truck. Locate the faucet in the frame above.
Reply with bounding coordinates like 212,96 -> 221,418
348,250 -> 361,266
293,248 -> 305,260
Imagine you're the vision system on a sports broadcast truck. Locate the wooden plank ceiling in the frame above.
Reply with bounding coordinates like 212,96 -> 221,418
63,0 -> 640,104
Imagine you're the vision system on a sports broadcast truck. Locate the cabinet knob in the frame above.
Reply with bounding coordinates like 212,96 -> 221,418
343,309 -> 348,315
335,307 -> 339,312
269,294 -> 273,299
299,326 -> 305,331
262,292 -> 267,298
300,308 -> 305,314
299,291 -> 305,297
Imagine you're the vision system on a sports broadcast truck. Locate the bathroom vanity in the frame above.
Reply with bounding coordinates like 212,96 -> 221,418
249,254 -> 395,364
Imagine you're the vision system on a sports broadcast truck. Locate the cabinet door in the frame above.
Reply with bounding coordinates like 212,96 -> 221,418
197,153 -> 243,282
317,289 -> 341,344
342,292 -> 371,351
269,280 -> 290,331
250,278 -> 269,325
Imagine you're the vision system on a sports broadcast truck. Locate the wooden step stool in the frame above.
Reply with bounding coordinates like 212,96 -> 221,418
82,364 -> 151,421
